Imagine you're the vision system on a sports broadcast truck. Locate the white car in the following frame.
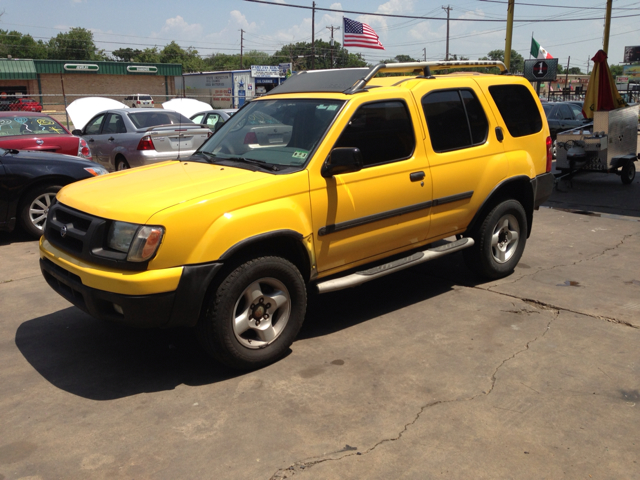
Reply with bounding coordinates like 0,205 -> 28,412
125,94 -> 154,108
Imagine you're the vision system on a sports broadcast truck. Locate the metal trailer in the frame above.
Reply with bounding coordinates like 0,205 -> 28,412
555,104 -> 639,185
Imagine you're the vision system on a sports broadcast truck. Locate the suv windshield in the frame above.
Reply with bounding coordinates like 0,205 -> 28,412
128,111 -> 192,128
199,99 -> 345,168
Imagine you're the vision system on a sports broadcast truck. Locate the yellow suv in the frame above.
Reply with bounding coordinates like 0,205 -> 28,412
40,61 -> 554,370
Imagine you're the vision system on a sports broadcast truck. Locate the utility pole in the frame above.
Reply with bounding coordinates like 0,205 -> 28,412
326,25 -> 340,68
240,29 -> 244,69
311,1 -> 316,70
442,6 -> 452,61
565,56 -> 570,99
586,55 -> 590,75
504,0 -> 515,70
423,48 -> 426,62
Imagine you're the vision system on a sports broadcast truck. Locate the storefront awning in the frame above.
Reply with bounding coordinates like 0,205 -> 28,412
0,59 -> 37,80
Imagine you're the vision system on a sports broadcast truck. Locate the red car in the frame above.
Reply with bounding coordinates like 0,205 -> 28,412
9,98 -> 43,112
0,112 -> 92,159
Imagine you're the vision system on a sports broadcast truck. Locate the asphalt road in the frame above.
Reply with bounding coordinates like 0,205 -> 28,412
1,200 -> 639,479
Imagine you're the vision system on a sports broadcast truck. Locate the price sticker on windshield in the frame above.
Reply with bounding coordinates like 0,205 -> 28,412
292,150 -> 308,159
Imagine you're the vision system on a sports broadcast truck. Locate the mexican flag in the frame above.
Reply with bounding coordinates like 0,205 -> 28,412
531,38 -> 553,59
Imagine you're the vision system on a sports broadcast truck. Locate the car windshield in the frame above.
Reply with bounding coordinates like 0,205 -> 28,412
199,99 -> 345,168
0,115 -> 67,135
127,111 -> 192,129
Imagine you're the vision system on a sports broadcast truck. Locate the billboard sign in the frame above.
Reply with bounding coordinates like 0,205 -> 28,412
623,46 -> 640,63
251,65 -> 281,78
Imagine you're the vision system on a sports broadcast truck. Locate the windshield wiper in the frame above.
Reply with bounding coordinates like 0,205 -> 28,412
225,156 -> 280,172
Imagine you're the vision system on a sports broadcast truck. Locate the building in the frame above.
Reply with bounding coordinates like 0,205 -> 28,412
0,59 -> 182,111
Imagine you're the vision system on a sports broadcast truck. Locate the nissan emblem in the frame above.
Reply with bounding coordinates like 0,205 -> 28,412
60,225 -> 67,237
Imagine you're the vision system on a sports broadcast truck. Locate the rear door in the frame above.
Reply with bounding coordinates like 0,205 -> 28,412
82,113 -> 108,167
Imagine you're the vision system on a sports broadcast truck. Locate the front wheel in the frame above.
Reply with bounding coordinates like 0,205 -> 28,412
196,256 -> 307,370
621,161 -> 636,185
19,184 -> 61,238
463,199 -> 528,279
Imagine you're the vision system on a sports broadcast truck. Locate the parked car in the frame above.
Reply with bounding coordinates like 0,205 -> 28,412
543,101 -> 591,157
190,109 -> 238,132
0,112 -> 92,160
9,98 -> 43,113
73,109 -> 211,171
40,61 -> 554,370
124,94 -> 154,108
0,147 -> 108,238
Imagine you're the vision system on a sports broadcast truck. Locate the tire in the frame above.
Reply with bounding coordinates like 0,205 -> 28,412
19,184 -> 61,238
621,161 -> 635,185
115,157 -> 130,171
463,199 -> 528,280
196,256 -> 307,370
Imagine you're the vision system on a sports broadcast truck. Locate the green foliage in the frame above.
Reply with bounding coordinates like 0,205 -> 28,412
486,49 -> 524,73
610,64 -> 624,76
112,48 -> 143,62
273,40 -> 366,70
47,27 -> 106,60
0,30 -> 48,59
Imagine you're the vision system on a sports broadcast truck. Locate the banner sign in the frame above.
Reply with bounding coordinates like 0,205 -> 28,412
251,65 -> 281,78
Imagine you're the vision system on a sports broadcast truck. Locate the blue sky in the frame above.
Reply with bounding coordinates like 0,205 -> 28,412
1,0 -> 638,72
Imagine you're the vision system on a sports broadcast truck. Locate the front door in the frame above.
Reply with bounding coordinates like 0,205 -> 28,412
309,97 -> 433,274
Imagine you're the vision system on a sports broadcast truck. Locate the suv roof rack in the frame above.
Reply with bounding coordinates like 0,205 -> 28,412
266,61 -> 509,97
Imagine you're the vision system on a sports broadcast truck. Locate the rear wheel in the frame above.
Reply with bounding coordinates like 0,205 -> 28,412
196,256 -> 307,370
19,184 -> 61,238
621,161 -> 635,185
463,199 -> 528,279
115,157 -> 130,171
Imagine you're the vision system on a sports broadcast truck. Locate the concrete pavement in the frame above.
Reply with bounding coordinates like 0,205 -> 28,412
0,207 -> 639,479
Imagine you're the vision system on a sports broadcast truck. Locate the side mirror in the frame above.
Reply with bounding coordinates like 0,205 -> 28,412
321,147 -> 363,178
72,129 -> 83,136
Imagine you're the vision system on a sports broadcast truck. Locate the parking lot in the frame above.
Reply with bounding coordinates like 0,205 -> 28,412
1,167 -> 639,479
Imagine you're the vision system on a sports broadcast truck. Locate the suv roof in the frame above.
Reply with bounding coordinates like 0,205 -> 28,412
266,60 -> 509,96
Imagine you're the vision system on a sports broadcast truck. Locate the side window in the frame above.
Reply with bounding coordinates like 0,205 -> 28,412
334,100 -> 415,167
191,114 -> 204,124
422,89 -> 488,152
206,114 -> 222,126
103,114 -> 126,134
84,114 -> 105,135
558,104 -> 573,120
488,85 -> 542,137
569,103 -> 584,120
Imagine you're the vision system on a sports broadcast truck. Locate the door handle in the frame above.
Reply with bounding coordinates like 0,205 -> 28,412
108,137 -> 115,141
88,138 -> 94,143
410,171 -> 425,182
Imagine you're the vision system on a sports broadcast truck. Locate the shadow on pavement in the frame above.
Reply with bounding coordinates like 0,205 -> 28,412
0,229 -> 36,246
16,253 -> 483,400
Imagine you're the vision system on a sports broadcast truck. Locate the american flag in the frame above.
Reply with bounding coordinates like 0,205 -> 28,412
343,17 -> 385,50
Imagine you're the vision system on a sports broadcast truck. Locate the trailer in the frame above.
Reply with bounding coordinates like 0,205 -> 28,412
555,104 -> 639,185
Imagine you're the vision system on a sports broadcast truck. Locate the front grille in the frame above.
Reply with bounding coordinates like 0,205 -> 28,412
44,203 -> 149,271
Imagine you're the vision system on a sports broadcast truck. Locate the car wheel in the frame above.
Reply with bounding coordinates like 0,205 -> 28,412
116,157 -> 130,171
621,161 -> 635,185
463,199 -> 528,279
196,256 -> 307,370
19,184 -> 61,239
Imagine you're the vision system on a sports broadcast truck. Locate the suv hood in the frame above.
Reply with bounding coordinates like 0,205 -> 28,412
57,160 -> 271,224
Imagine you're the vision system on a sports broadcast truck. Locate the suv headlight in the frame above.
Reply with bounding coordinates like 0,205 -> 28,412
107,222 -> 165,262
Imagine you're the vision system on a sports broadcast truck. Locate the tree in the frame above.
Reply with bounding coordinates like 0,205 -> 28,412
47,27 -> 106,60
0,30 -> 48,59
159,41 -> 206,72
380,54 -> 417,63
112,48 -> 142,62
557,65 -> 584,75
272,40 -> 366,71
486,49 -> 524,74
610,65 -> 624,76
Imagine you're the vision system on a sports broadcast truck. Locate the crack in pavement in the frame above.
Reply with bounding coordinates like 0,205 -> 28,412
485,233 -> 635,289
268,304 -> 557,480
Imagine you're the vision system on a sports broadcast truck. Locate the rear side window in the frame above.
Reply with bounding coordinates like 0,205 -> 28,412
489,85 -> 542,137
422,89 -> 488,152
334,100 -> 415,167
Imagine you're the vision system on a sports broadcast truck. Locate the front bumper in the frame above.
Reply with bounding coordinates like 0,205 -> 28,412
40,255 -> 223,328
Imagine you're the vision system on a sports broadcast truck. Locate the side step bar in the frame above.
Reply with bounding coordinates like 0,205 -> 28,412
316,237 -> 474,294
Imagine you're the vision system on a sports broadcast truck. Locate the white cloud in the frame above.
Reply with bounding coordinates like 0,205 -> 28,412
152,15 -> 204,42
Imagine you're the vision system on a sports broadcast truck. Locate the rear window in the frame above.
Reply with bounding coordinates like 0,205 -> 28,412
127,111 -> 192,129
139,96 -> 152,101
489,85 -> 542,137
0,115 -> 66,136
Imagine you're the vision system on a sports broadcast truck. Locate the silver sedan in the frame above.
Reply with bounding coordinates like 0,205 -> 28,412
73,109 -> 211,171
190,109 -> 238,133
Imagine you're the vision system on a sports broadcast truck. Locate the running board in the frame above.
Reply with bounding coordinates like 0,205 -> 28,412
316,237 -> 474,294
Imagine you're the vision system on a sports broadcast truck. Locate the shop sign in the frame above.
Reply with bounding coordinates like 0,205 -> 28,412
251,65 -> 281,78
127,65 -> 158,73
64,64 -> 99,72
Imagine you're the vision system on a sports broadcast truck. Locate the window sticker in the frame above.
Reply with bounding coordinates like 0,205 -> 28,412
292,150 -> 308,159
